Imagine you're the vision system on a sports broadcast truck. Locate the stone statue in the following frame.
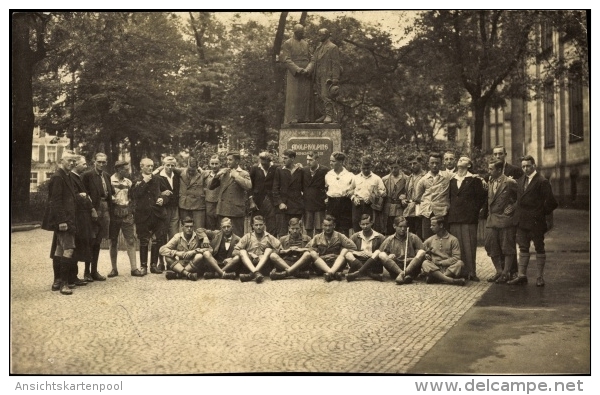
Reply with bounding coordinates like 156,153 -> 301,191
282,24 -> 314,124
313,28 -> 341,124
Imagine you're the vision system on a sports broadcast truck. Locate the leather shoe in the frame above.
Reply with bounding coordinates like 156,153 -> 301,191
91,272 -> 106,281
468,274 -> 480,282
140,267 -> 148,276
52,280 -> 62,291
536,277 -> 545,287
157,263 -> 165,271
150,265 -> 163,274
187,272 -> 198,281
60,283 -> 73,295
270,270 -> 288,281
131,269 -> 144,277
488,273 -> 502,283
507,276 -> 528,285
334,272 -> 345,281
495,274 -> 509,284
293,271 -> 310,279
107,269 -> 119,278
324,273 -> 334,282
453,278 -> 466,286
165,271 -> 180,280
221,272 -> 237,280
74,278 -> 87,286
83,273 -> 94,282
239,273 -> 254,282
367,272 -> 383,282
346,272 -> 359,282
254,272 -> 264,284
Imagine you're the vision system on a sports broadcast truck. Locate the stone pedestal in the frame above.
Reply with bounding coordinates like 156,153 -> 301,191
279,123 -> 341,167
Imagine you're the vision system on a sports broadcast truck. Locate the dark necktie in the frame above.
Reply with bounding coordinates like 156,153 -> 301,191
524,176 -> 530,190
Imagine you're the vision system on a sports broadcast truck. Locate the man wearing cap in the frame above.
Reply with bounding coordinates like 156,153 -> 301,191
209,151 -> 252,237
249,152 -> 278,235
159,217 -> 211,281
200,217 -> 242,279
107,160 -> 143,277
42,151 -> 79,295
81,152 -> 113,282
132,158 -> 167,275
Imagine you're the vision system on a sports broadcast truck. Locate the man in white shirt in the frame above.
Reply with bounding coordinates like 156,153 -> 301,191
351,156 -> 386,234
325,151 -> 355,236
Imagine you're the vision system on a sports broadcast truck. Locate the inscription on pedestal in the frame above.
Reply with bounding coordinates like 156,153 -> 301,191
279,124 -> 341,167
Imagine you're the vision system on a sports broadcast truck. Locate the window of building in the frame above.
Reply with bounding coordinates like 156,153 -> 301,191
540,21 -> 553,56
30,172 -> 38,185
46,145 -> 57,162
32,145 -> 39,162
488,107 -> 504,148
569,64 -> 584,142
544,81 -> 555,147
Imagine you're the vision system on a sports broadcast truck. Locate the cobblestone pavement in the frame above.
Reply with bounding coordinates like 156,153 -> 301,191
11,229 -> 496,374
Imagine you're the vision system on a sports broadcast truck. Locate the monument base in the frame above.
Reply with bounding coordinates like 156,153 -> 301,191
279,123 -> 341,167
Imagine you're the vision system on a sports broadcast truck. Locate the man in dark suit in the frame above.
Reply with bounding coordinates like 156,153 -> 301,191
482,160 -> 518,283
82,152 -> 113,282
209,152 -> 252,237
131,158 -> 167,276
508,155 -> 558,286
157,156 -> 181,271
302,151 -> 329,237
249,152 -> 278,235
201,217 -> 242,280
273,149 -> 304,238
42,151 -> 79,295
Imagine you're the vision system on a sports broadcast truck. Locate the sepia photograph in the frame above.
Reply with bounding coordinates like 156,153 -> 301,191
10,8 -> 590,381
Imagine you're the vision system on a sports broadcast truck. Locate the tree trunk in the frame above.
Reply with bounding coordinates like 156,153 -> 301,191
472,100 -> 486,149
11,14 -> 37,222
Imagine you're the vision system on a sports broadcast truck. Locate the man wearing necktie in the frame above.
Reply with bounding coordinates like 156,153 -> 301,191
508,155 -> 558,287
198,217 -> 242,280
82,153 -> 113,282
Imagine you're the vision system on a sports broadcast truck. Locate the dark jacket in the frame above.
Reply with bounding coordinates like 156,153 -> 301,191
514,173 -> 558,232
504,162 -> 524,180
159,170 -> 180,208
249,164 -> 278,208
204,229 -> 241,259
82,168 -> 114,210
273,165 -> 304,215
447,174 -> 487,224
69,171 -> 95,261
42,167 -> 78,233
302,165 -> 329,212
131,175 -> 167,224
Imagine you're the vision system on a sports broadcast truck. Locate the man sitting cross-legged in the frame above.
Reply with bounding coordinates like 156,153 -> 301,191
233,215 -> 282,283
345,214 -> 386,282
394,216 -> 466,286
375,216 -> 423,284
159,217 -> 212,281
198,217 -> 242,280
270,215 -> 356,282
268,217 -> 312,280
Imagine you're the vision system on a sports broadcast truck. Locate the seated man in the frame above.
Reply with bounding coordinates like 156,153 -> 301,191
159,217 -> 212,281
199,217 -> 242,280
270,215 -> 356,282
268,217 -> 312,280
396,216 -> 466,286
345,214 -> 386,282
376,216 -> 424,284
233,215 -> 282,283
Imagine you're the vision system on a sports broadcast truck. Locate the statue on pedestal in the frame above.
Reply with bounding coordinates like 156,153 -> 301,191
313,28 -> 341,124
282,24 -> 314,124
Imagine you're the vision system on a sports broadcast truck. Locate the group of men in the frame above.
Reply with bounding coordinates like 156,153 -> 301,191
43,144 -> 558,294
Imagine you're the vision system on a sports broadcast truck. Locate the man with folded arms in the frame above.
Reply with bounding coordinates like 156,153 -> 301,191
394,216 -> 466,286
376,216 -> 423,284
345,214 -> 386,282
232,215 -> 281,283
268,217 -> 312,280
159,217 -> 212,281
